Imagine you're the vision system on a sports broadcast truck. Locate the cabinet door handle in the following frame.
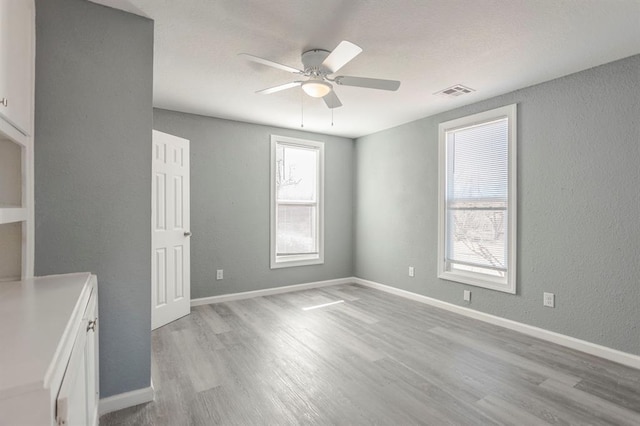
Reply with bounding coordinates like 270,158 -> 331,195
0,98 -> 7,107
184,231 -> 192,237
87,318 -> 98,332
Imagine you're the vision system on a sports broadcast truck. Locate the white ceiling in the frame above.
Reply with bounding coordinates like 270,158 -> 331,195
90,0 -> 640,138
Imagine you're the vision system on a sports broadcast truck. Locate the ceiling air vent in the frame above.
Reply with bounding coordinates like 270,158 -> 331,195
435,84 -> 475,98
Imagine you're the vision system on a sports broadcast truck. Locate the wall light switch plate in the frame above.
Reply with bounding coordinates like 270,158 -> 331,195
543,292 -> 555,308
463,290 -> 471,302
216,269 -> 223,280
408,266 -> 415,277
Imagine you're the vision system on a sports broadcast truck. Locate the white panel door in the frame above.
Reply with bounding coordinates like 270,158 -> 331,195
152,130 -> 190,330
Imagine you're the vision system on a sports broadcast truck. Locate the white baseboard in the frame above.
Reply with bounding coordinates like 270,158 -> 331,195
191,277 -> 354,306
353,277 -> 640,370
99,382 -> 155,416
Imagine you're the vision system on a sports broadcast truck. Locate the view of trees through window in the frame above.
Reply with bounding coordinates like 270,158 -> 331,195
449,201 -> 506,277
275,144 -> 318,256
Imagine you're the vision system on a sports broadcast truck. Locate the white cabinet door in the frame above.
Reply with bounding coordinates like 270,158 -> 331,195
55,320 -> 88,426
0,0 -> 33,134
85,289 -> 99,426
56,285 -> 99,426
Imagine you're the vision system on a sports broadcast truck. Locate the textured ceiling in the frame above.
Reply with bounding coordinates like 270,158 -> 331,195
90,0 -> 640,138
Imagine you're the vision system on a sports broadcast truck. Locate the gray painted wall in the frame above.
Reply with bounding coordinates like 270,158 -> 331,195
355,55 -> 640,355
153,109 -> 354,299
31,0 -> 638,404
35,0 -> 153,397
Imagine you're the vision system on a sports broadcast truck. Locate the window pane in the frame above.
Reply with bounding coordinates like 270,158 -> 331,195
446,118 -> 509,274
276,145 -> 317,202
276,204 -> 317,255
447,207 -> 507,271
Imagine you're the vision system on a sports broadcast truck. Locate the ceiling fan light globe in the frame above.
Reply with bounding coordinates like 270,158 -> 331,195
302,80 -> 332,98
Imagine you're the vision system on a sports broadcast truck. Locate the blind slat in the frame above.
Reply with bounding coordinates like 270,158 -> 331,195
446,118 -> 508,271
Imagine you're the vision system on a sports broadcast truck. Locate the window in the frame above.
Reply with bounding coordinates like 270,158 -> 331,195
437,104 -> 517,293
270,135 -> 324,268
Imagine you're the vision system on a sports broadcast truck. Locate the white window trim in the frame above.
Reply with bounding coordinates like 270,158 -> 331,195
270,135 -> 325,269
437,104 -> 517,293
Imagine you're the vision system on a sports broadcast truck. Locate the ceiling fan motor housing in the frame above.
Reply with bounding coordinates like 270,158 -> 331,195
301,49 -> 332,77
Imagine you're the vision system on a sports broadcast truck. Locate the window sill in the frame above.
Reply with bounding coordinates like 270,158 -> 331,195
438,270 -> 515,294
271,255 -> 324,269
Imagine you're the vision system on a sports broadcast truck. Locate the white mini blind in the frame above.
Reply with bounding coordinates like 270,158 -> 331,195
445,118 -> 509,273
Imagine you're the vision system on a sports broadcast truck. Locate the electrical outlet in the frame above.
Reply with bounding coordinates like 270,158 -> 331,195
216,269 -> 223,280
408,266 -> 415,277
463,290 -> 471,302
543,292 -> 555,308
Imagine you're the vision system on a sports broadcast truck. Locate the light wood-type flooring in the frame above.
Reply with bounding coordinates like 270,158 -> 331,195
100,284 -> 640,425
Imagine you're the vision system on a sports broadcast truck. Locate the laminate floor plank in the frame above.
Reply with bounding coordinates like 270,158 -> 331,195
193,304 -> 231,335
332,303 -> 380,325
528,343 -> 640,386
320,286 -> 361,302
101,284 -> 640,425
539,378 -> 640,426
429,326 -> 583,386
574,377 -> 640,412
476,394 -> 554,426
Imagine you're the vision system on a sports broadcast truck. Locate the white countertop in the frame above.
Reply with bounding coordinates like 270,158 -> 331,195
0,272 -> 94,398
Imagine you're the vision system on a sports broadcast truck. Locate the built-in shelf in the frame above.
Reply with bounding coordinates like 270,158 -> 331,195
0,205 -> 27,224
0,137 -> 25,224
0,222 -> 22,281
0,0 -> 34,279
0,119 -> 28,147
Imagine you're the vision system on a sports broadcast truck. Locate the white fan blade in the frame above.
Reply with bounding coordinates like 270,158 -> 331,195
335,76 -> 400,91
323,91 -> 342,109
240,53 -> 303,74
321,41 -> 362,73
256,81 -> 302,94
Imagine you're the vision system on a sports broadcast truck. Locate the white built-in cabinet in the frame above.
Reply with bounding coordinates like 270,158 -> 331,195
0,0 -> 35,281
0,273 -> 100,426
0,5 -> 98,425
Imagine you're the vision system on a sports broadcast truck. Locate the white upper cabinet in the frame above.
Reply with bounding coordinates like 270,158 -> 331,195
0,0 -> 34,135
0,0 -> 34,279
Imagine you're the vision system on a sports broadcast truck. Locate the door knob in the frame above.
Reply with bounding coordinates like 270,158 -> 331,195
0,98 -> 7,107
184,231 -> 192,237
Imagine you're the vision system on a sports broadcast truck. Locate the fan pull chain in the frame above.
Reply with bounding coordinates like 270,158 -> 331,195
300,89 -> 304,128
331,107 -> 334,126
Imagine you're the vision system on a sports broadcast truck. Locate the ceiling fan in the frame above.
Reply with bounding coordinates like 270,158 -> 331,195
240,41 -> 401,109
